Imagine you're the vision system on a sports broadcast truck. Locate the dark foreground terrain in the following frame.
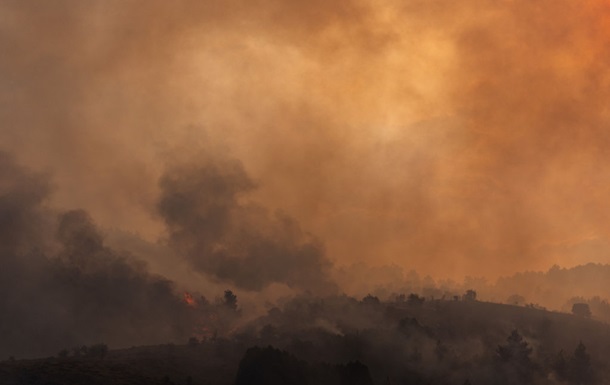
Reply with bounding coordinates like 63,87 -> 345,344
2,296 -> 609,385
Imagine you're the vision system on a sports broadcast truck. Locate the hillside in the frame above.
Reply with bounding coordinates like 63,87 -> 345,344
1,296 -> 608,385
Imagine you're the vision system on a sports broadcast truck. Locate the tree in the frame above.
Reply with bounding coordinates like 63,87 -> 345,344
338,361 -> 375,385
398,317 -> 428,339
463,289 -> 477,301
362,294 -> 380,305
224,290 -> 238,311
569,342 -> 594,384
497,329 -> 532,363
572,303 -> 591,318
407,293 -> 425,306
496,329 -> 535,382
235,346 -> 308,385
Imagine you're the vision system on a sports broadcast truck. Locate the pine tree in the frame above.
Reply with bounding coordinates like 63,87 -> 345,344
497,329 -> 532,365
569,342 -> 593,385
496,329 -> 535,383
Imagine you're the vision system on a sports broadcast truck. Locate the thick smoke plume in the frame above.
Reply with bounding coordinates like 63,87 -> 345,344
157,159 -> 337,293
0,153 -> 199,358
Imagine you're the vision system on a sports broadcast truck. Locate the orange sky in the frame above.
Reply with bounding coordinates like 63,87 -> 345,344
2,0 -> 610,282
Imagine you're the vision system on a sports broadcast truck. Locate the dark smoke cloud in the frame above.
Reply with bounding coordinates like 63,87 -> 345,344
0,152 -> 198,358
157,158 -> 337,294
0,151 -> 51,255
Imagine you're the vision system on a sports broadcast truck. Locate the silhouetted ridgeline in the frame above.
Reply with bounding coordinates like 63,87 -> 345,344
493,264 -> 610,313
336,262 -> 610,322
2,295 -> 609,384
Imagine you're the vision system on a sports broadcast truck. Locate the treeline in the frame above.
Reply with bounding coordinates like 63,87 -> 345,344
234,294 -> 608,384
3,293 -> 609,385
337,262 -> 610,322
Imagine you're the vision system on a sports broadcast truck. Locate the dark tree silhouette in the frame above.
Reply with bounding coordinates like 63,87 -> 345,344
398,317 -> 424,337
235,346 -> 374,385
224,290 -> 238,311
407,293 -> 425,306
496,329 -> 536,383
362,294 -> 380,305
572,303 -> 591,318
463,289 -> 477,301
497,330 -> 532,363
235,346 -> 308,385
338,361 -> 374,385
569,342 -> 594,385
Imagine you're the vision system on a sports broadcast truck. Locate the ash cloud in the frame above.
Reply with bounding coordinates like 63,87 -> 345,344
157,158 -> 337,294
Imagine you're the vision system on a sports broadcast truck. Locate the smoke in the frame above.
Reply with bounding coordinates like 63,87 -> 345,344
2,1 -> 610,289
0,152 -> 199,358
0,148 -> 335,358
0,151 -> 51,255
157,158 -> 337,293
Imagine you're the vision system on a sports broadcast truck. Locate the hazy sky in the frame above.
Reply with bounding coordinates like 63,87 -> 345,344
2,0 -> 610,281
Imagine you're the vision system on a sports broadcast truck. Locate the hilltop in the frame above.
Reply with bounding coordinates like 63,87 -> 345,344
1,295 -> 608,385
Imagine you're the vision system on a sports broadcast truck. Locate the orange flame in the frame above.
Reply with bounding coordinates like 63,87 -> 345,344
183,291 -> 195,307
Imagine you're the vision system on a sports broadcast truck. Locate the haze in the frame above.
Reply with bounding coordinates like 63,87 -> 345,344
2,0 -> 610,284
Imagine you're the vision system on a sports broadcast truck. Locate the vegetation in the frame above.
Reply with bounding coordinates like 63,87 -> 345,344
3,295 -> 610,384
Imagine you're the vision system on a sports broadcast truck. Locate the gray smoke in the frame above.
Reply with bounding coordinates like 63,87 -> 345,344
157,158 -> 337,294
0,152 -> 195,358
